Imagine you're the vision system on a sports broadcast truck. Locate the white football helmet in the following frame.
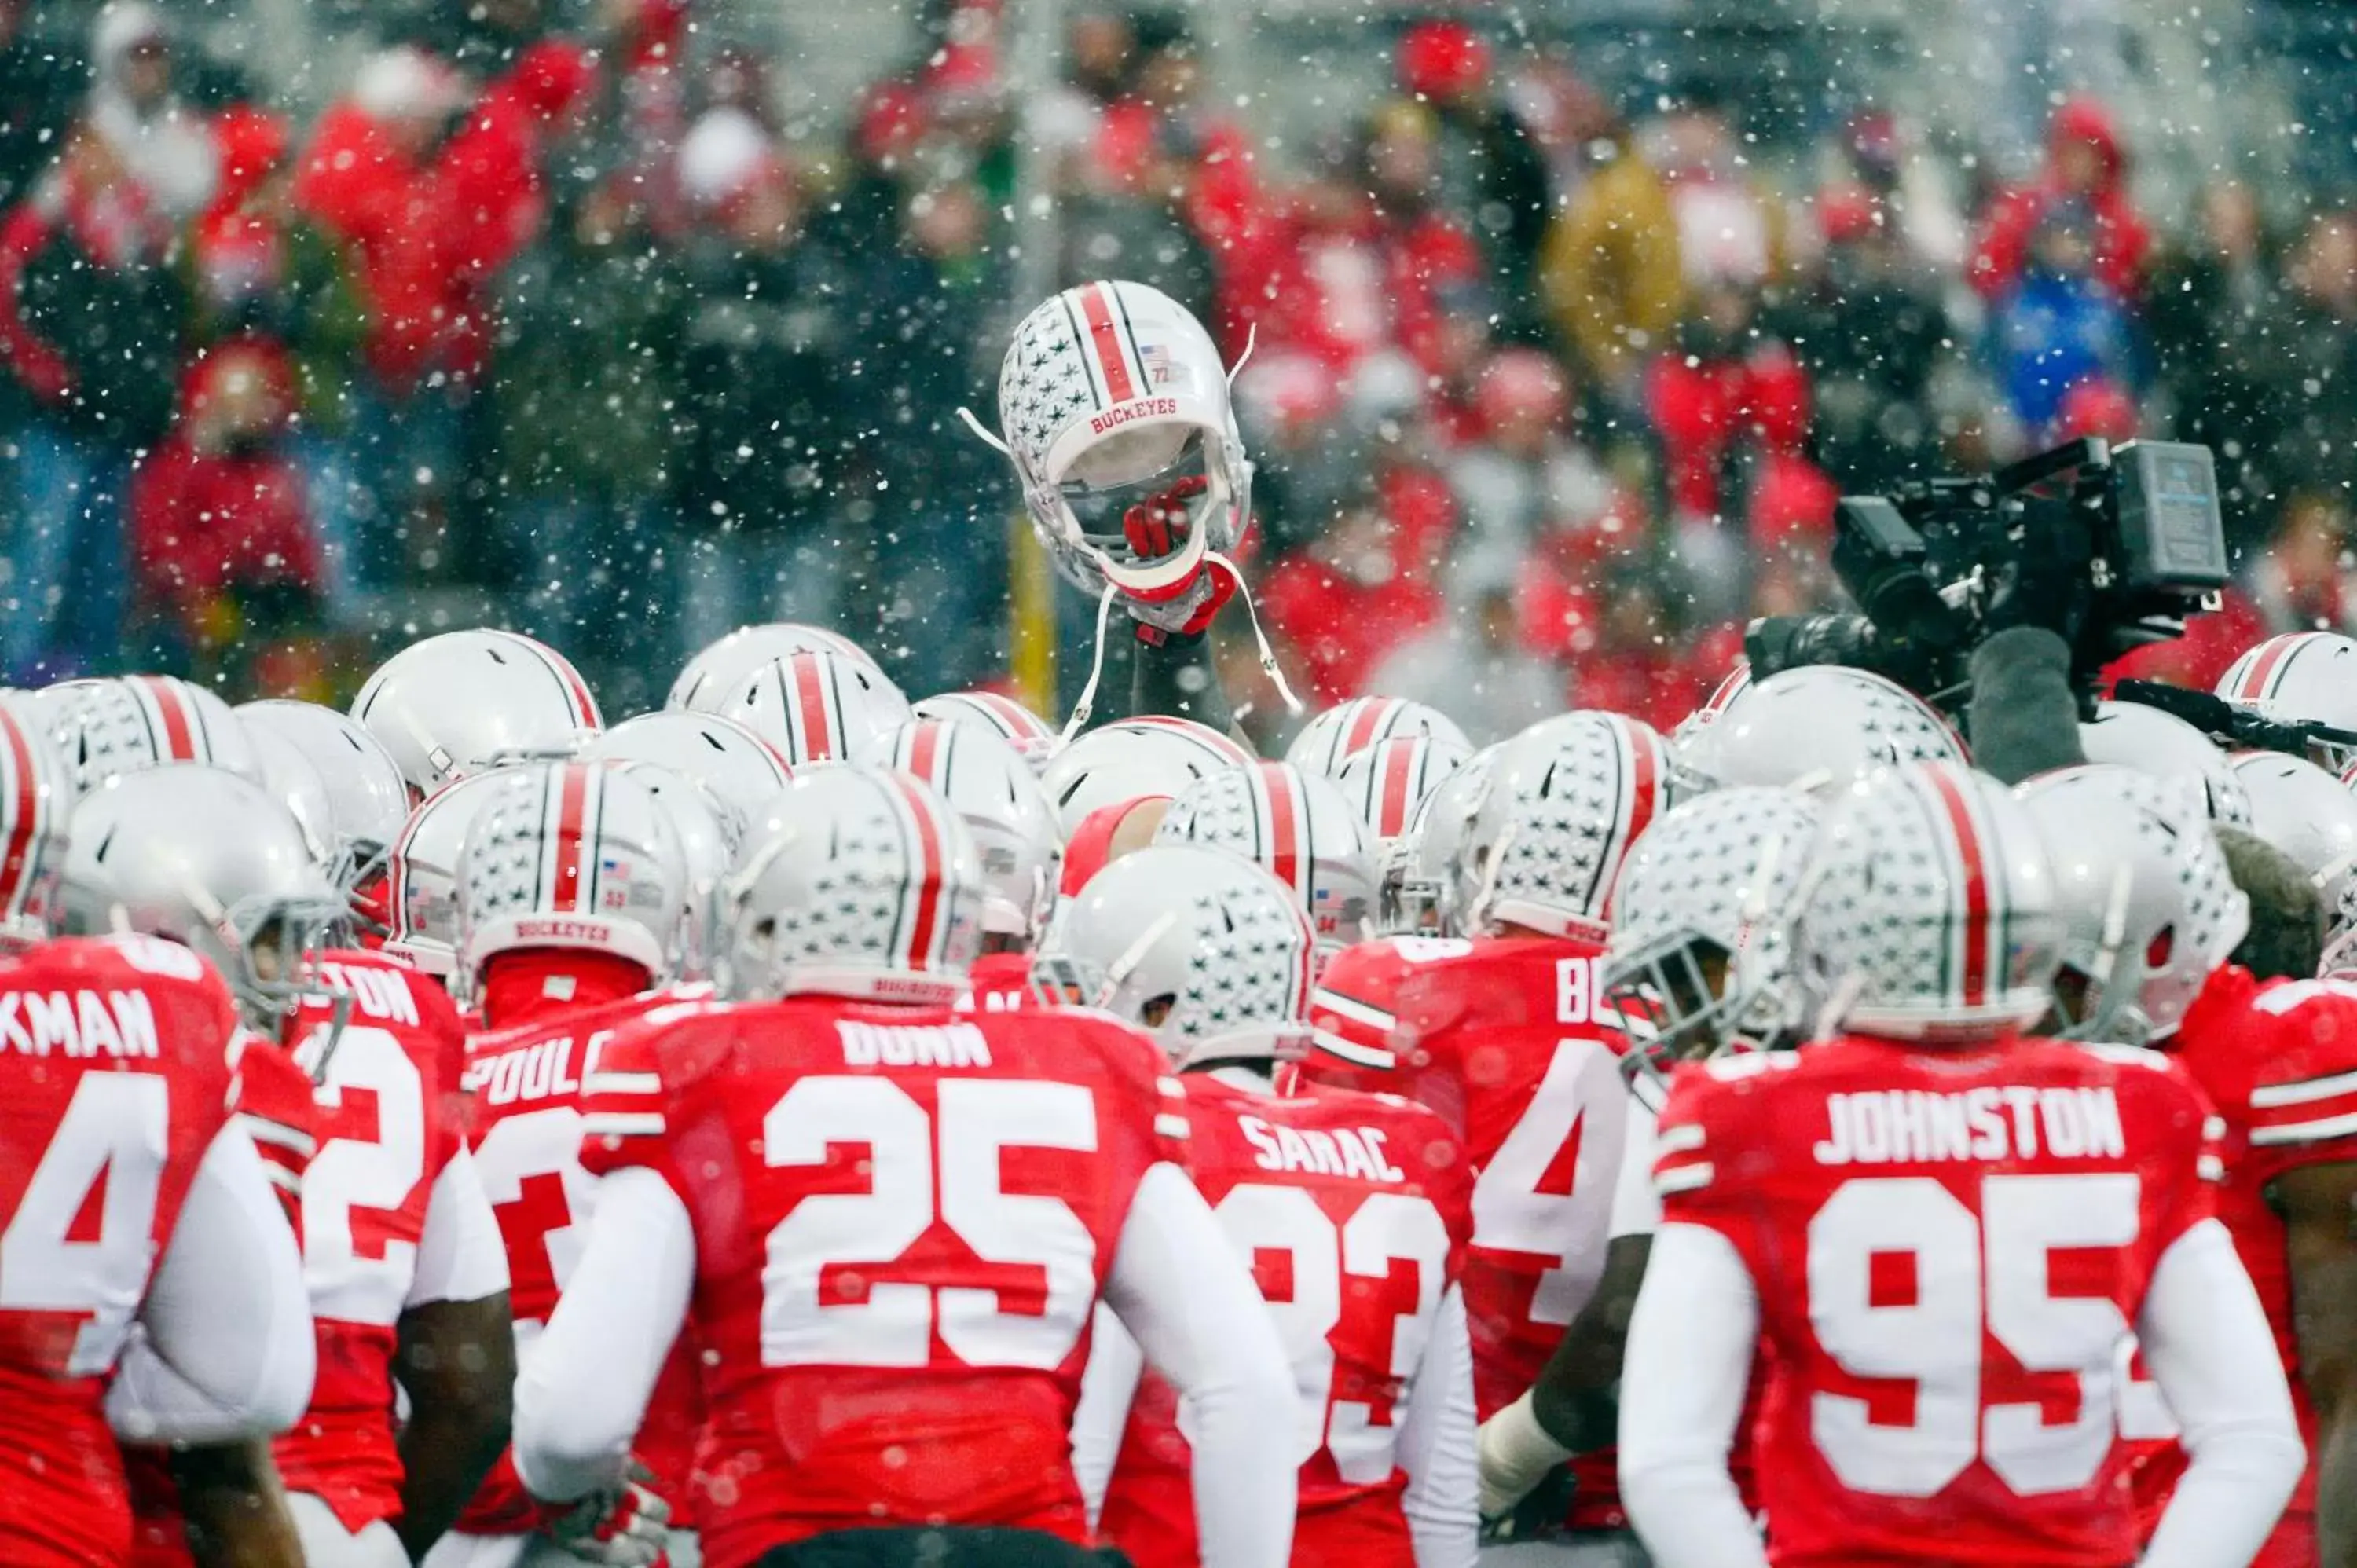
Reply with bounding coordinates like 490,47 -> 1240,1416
1037,715 -> 1253,833
1378,743 -> 1497,938
454,761 -> 691,1002
988,280 -> 1252,600
598,760 -> 735,982
912,691 -> 1061,767
384,768 -> 527,976
860,719 -> 1062,946
1034,843 -> 1316,1068
2016,765 -> 2248,1045
1679,665 -> 1963,793
2231,750 -> 2357,958
0,696 -> 71,951
2217,632 -> 2357,771
1802,761 -> 2062,1040
1604,787 -> 1824,1075
236,700 -> 412,893
1454,713 -> 1683,941
1153,760 -> 1378,952
1670,658 -> 1754,747
710,650 -> 913,765
1336,733 -> 1472,859
2077,699 -> 2254,828
581,712 -> 794,833
353,629 -> 603,795
719,764 -> 984,1005
247,727 -> 337,872
669,622 -> 882,713
1285,696 -> 1471,781
39,675 -> 262,796
60,766 -> 346,1026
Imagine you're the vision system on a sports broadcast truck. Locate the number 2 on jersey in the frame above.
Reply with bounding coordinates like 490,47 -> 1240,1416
302,1024 -> 427,1322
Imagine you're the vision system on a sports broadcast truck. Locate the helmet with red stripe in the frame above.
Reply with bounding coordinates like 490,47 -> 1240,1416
711,650 -> 914,765
1376,743 -> 1496,937
2231,751 -> 2357,973
719,764 -> 984,1005
246,727 -> 337,873
1037,715 -> 1252,834
0,696 -> 71,951
991,280 -> 1251,600
2017,765 -> 2248,1046
353,630 -> 603,795
1285,695 -> 1470,781
596,759 -> 735,980
1155,760 -> 1376,951
1034,843 -> 1316,1068
1802,761 -> 2062,1040
1670,658 -> 1754,746
2077,699 -> 2253,828
860,719 -> 1061,947
2218,631 -> 2357,771
1336,733 -> 1472,858
383,768 -> 527,976
912,691 -> 1060,767
669,622 -> 882,713
1453,713 -> 1683,942
582,711 -> 793,832
1679,665 -> 1963,793
37,675 -> 262,796
236,700 -> 412,893
454,762 -> 690,1002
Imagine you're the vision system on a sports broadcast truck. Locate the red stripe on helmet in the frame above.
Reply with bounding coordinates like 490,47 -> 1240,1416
1343,698 -> 1397,760
0,710 -> 40,920
1923,765 -> 1992,1006
790,654 -> 837,760
1080,284 -> 1137,403
896,779 -> 947,969
981,694 -> 1049,739
553,765 -> 592,913
1261,764 -> 1303,896
907,720 -> 946,786
2235,634 -> 2309,703
140,677 -> 198,760
1376,739 -> 1417,837
510,632 -> 602,727
1621,721 -> 1661,852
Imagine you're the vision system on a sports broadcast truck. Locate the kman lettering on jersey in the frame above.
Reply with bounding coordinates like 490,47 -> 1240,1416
1813,1086 -> 2126,1167
308,960 -> 421,1025
837,1020 -> 994,1069
1238,1115 -> 1406,1182
465,1035 -> 589,1107
0,987 -> 159,1058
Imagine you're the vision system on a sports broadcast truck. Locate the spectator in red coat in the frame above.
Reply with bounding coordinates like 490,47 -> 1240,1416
1562,555 -> 1708,733
1970,95 -> 2150,302
1261,478 -> 1447,705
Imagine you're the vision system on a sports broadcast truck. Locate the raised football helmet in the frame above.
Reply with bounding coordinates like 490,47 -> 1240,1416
1679,665 -> 1963,793
1285,696 -> 1471,781
2231,750 -> 2357,954
1153,760 -> 1378,952
2016,764 -> 2248,1045
911,691 -> 1061,767
1801,761 -> 2062,1040
1037,715 -> 1252,833
719,765 -> 984,1005
1453,713 -> 1682,941
236,700 -> 412,893
2077,699 -> 2254,828
1336,733 -> 1472,859
1377,744 -> 1497,938
454,762 -> 691,1003
984,280 -> 1251,603
668,622 -> 882,713
710,650 -> 913,765
353,629 -> 603,795
0,696 -> 71,951
59,766 -> 345,1026
860,719 -> 1062,947
2217,631 -> 2357,771
1604,787 -> 1824,1075
581,711 -> 793,833
383,769 -> 526,976
39,675 -> 262,795
1033,843 -> 1316,1068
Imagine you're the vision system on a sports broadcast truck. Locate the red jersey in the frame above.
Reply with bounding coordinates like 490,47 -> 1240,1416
0,936 -> 240,1568
1098,1072 -> 1471,1568
577,995 -> 1187,1568
272,950 -> 471,1533
955,951 -> 1040,1013
1303,935 -> 1632,1524
1652,1033 -> 2223,1568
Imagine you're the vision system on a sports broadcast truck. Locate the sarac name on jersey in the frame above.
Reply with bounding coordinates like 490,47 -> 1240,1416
306,960 -> 422,1025
837,1020 -> 994,1069
1238,1115 -> 1408,1183
1813,1086 -> 2126,1167
0,987 -> 161,1058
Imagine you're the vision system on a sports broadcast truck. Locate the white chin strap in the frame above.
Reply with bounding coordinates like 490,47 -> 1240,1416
1059,554 -> 1305,742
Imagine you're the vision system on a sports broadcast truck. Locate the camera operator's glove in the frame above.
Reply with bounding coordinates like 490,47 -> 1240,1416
1120,477 -> 1239,641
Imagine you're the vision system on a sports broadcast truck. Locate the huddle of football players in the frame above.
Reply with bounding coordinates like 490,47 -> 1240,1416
5,277 -> 2357,1568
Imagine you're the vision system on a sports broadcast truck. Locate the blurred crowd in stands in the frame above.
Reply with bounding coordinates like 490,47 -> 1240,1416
3,0 -> 2355,738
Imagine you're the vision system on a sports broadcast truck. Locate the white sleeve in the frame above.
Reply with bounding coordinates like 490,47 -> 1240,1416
107,1123 -> 316,1444
1608,1101 -> 1662,1240
1397,1284 -> 1479,1568
1100,1161 -> 1298,1568
1071,1302 -> 1145,1528
2136,1218 -> 2306,1568
511,1167 -> 693,1504
1617,1224 -> 1770,1568
405,1143 -> 512,1308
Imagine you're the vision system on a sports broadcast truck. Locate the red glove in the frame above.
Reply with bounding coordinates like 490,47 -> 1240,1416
1121,476 -> 1237,639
